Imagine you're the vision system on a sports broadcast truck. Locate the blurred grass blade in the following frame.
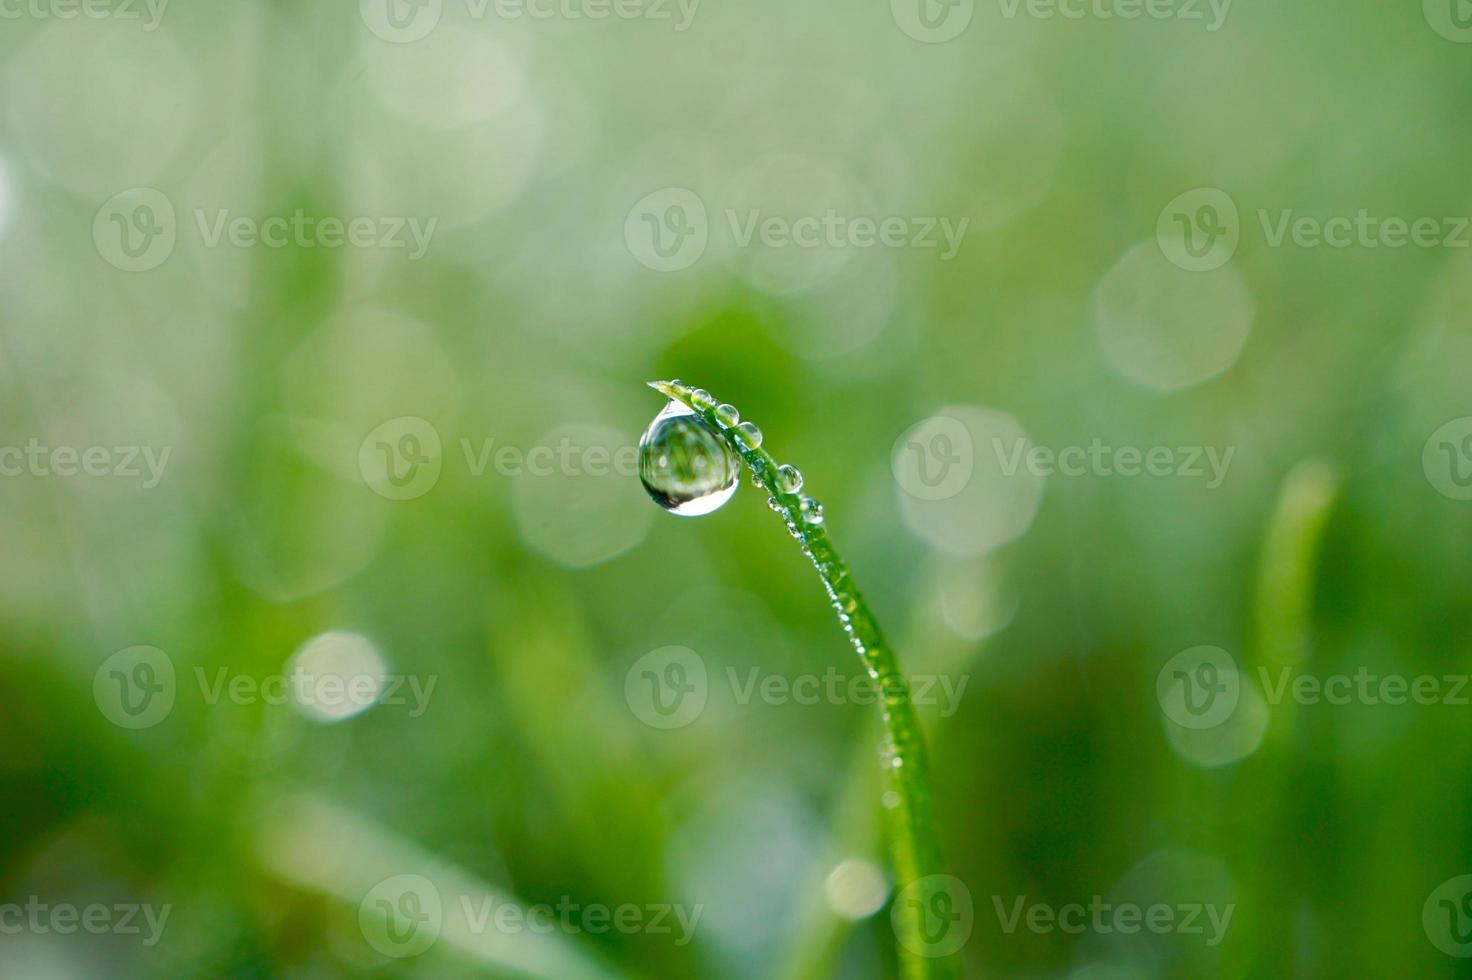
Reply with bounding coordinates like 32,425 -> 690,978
256,793 -> 624,979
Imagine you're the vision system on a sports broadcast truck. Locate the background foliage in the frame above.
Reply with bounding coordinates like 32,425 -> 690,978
1,0 -> 1471,977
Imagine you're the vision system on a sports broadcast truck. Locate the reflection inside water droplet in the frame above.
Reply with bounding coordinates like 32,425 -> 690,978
639,401 -> 740,517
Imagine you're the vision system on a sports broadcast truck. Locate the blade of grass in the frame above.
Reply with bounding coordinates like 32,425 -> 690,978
648,381 -> 958,980
1229,459 -> 1342,975
256,792 -> 625,979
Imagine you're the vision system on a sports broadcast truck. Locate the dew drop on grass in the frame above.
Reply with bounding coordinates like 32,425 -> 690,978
735,421 -> 762,448
639,401 -> 739,516
715,403 -> 740,427
777,464 -> 803,494
800,496 -> 824,525
690,388 -> 715,410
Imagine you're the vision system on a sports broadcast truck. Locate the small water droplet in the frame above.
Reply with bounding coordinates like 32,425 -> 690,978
800,497 -> 825,525
638,401 -> 739,517
690,388 -> 715,411
767,495 -> 781,511
776,464 -> 804,494
736,421 -> 763,448
715,403 -> 740,427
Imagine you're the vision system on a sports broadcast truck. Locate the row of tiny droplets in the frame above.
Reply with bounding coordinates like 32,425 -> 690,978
663,380 -> 881,685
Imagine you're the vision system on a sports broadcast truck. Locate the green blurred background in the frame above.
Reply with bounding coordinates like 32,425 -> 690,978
2,0 -> 1472,976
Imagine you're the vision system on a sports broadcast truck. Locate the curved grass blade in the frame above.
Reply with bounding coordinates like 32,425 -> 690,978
647,380 -> 958,979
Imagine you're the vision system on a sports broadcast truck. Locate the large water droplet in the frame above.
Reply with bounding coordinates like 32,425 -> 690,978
777,464 -> 803,494
639,401 -> 739,516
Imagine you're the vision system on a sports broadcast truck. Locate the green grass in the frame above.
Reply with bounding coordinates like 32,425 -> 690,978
645,380 -> 957,980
